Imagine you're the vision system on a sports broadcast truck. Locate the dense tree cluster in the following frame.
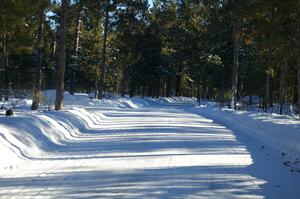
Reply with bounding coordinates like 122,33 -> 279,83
1,0 -> 300,114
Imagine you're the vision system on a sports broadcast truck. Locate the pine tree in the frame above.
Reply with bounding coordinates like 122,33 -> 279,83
97,0 -> 110,99
55,0 -> 69,110
32,1 -> 49,110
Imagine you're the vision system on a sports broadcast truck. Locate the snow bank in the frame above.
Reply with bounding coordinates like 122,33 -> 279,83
0,125 -> 24,170
0,94 -> 199,170
4,94 -> 299,174
0,107 -> 106,170
153,97 -> 197,104
43,90 -> 76,103
42,90 -> 151,109
42,90 -> 197,109
192,104 -> 300,172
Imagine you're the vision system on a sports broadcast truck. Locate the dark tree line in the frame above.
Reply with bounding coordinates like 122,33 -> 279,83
1,0 -> 300,115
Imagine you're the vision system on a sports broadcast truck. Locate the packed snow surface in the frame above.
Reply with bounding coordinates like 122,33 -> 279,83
0,92 -> 299,198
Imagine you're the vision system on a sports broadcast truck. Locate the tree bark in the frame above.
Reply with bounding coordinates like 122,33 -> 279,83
297,11 -> 300,118
98,1 -> 109,99
197,84 -> 201,106
297,57 -> 300,115
17,57 -> 21,90
264,71 -> 271,112
55,0 -> 69,110
264,36 -> 273,112
279,65 -> 286,115
70,4 -> 83,95
221,70 -> 225,106
175,73 -> 181,96
156,79 -> 160,98
297,59 -> 300,118
231,22 -> 240,109
2,29 -> 9,101
31,10 -> 44,110
120,70 -> 126,97
166,75 -> 171,97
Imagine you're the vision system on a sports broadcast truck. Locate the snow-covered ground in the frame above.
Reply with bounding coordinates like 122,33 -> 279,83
0,92 -> 299,198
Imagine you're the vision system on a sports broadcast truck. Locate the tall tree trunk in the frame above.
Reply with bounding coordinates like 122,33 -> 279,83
142,85 -> 145,98
279,65 -> 286,115
17,57 -> 21,90
2,29 -> 9,101
156,79 -> 160,98
197,84 -> 201,106
208,75 -> 213,100
221,70 -> 225,106
238,76 -> 243,102
47,32 -> 56,89
297,12 -> 300,118
70,5 -> 82,95
264,71 -> 271,112
0,41 -> 3,100
4,54 -> 8,101
166,75 -> 171,97
55,0 -> 69,110
297,59 -> 300,118
231,22 -> 240,109
129,84 -> 134,98
98,1 -> 109,99
120,70 -> 126,97
264,37 -> 273,112
94,80 -> 98,98
175,75 -> 181,96
31,11 -> 44,110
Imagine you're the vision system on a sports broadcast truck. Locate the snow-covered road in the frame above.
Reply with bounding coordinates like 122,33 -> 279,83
0,100 -> 299,198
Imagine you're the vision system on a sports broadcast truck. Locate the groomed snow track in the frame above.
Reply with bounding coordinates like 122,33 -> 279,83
0,98 -> 299,198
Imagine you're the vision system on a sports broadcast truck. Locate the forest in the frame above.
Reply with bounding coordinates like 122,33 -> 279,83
1,0 -> 300,114
1,1 -> 300,197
